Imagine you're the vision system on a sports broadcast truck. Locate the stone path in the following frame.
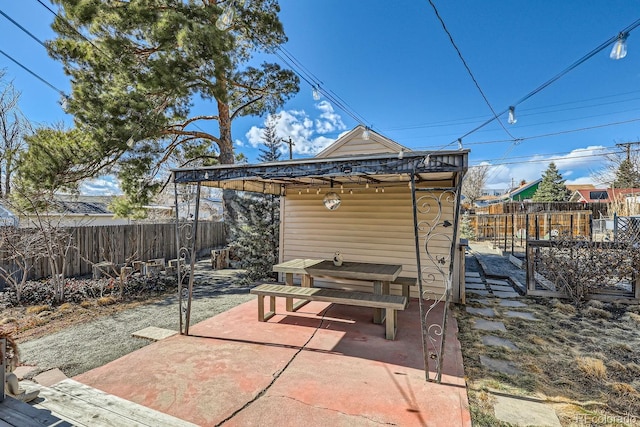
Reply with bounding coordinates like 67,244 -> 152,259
464,243 -> 562,427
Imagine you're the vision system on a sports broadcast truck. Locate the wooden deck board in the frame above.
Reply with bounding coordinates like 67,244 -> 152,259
0,395 -> 68,426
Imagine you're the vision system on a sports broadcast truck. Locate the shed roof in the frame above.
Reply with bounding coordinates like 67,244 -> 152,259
172,150 -> 468,195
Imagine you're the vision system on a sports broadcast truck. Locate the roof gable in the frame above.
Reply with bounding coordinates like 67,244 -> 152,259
315,125 -> 409,158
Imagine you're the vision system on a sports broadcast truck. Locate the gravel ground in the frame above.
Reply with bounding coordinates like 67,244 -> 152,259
18,260 -> 255,378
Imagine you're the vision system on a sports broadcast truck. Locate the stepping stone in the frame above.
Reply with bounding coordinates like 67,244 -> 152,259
33,368 -> 68,387
465,282 -> 487,290
132,326 -> 178,341
465,277 -> 484,284
465,272 -> 481,278
473,319 -> 506,332
499,300 -> 527,308
493,291 -> 519,298
467,298 -> 492,305
489,284 -> 513,291
482,335 -> 519,350
505,311 -> 539,321
479,356 -> 520,375
13,365 -> 38,380
487,279 -> 510,286
466,289 -> 490,296
493,394 -> 561,426
466,307 -> 496,317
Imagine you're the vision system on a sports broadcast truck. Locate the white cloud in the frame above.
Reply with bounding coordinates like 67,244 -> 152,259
244,102 -> 347,157
80,176 -> 122,196
483,145 -> 608,190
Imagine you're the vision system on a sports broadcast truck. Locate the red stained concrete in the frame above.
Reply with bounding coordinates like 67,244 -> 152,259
74,297 -> 471,426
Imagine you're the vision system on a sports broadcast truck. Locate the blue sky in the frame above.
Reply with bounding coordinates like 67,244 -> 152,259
1,1 -> 640,194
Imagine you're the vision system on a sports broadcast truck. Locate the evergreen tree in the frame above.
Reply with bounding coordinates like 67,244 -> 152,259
613,159 -> 640,188
231,117 -> 281,280
532,162 -> 569,202
18,0 -> 299,217
459,211 -> 476,240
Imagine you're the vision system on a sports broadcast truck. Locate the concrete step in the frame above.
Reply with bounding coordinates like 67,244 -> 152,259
21,379 -> 196,427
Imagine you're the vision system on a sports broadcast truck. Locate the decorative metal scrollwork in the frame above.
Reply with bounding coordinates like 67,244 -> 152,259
412,187 -> 458,382
174,181 -> 201,335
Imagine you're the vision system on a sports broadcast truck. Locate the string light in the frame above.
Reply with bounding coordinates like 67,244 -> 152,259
508,106 -> 517,124
312,86 -> 321,100
610,33 -> 628,60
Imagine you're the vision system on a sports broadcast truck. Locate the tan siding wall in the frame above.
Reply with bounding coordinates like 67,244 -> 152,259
319,139 -> 398,158
280,186 -> 454,297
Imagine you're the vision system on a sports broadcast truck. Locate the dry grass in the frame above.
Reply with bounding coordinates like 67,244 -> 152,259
80,300 -> 94,308
455,294 -> 640,425
25,305 -> 50,315
96,296 -> 117,306
576,357 -> 607,380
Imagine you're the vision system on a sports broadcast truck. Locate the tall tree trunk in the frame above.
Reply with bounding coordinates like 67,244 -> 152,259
217,100 -> 237,243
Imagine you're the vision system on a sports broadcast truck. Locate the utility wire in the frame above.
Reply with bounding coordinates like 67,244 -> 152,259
0,8 -> 47,49
0,48 -> 65,96
453,17 -> 640,147
425,0 -> 517,143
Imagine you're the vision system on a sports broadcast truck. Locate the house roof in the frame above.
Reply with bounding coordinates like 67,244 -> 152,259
566,184 -> 594,192
571,188 -> 640,203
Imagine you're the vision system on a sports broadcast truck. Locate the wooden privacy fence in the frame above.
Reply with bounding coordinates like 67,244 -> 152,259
469,211 -> 592,254
475,202 -> 610,217
0,221 -> 225,281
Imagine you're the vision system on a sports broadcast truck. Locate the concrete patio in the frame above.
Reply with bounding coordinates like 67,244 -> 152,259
74,296 -> 470,426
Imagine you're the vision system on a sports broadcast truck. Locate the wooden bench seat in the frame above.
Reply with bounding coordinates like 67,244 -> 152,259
392,276 -> 417,299
250,284 -> 408,340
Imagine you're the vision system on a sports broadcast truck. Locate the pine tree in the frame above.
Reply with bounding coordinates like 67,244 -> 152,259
459,211 -> 476,240
613,159 -> 640,188
231,117 -> 282,280
532,162 -> 569,202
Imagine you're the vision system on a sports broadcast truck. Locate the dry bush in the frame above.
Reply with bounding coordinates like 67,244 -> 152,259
0,317 -> 17,325
528,335 -> 548,346
80,300 -> 93,308
624,312 -> 640,324
552,300 -> 576,315
536,238 -> 640,304
608,360 -> 627,373
576,357 -> 607,380
58,303 -> 73,312
96,296 -> 116,306
25,304 -> 50,315
626,363 -> 640,375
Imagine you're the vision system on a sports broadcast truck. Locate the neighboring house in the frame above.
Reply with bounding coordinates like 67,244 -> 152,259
506,179 -> 542,201
569,188 -> 640,203
0,202 -> 18,227
16,195 -> 130,227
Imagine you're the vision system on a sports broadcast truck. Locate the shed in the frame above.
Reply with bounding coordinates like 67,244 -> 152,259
171,125 -> 468,379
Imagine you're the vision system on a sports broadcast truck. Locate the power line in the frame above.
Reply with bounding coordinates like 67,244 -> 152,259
452,17 -> 640,147
0,8 -> 47,49
0,48 -> 65,96
425,0 -> 516,143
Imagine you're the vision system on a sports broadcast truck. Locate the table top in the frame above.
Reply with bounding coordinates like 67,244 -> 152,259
305,260 -> 402,282
272,259 -> 323,274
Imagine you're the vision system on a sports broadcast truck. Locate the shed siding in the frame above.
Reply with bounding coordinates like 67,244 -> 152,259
317,138 -> 400,158
280,186 -> 453,297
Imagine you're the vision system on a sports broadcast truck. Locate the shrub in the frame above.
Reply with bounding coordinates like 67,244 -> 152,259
576,357 -> 607,380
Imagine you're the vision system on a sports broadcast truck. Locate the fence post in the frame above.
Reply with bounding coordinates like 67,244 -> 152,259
504,215 -> 508,252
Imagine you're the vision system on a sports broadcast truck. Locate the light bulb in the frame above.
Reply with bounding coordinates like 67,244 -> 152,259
365,182 -> 369,189
375,187 -> 379,193
508,106 -> 517,125
312,87 -> 321,101
59,95 -> 69,111
298,190 -> 301,195
610,34 -> 628,60
126,136 -> 135,148
349,189 -> 353,195
306,188 -> 309,193
216,4 -> 235,30
381,187 -> 385,193
362,127 -> 370,140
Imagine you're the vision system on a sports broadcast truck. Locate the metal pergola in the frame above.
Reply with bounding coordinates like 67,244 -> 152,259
171,149 -> 468,381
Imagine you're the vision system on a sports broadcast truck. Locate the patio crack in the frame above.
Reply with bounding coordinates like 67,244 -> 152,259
276,395 -> 398,425
215,307 -> 334,426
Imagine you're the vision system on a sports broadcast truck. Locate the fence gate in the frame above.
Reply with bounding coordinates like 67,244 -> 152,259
410,171 -> 461,382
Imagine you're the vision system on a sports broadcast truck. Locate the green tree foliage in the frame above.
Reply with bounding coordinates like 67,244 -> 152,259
231,117 -> 281,280
19,0 -> 299,216
459,211 -> 476,240
532,162 -> 569,202
613,159 -> 640,188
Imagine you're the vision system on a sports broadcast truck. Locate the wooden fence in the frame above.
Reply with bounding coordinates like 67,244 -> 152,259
475,202 -> 610,218
469,211 -> 592,254
0,221 -> 225,282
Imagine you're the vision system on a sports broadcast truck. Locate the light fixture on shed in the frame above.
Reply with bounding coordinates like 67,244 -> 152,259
323,192 -> 341,210
610,33 -> 628,60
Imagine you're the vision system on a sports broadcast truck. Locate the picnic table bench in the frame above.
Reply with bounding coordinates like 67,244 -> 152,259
250,284 -> 408,340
